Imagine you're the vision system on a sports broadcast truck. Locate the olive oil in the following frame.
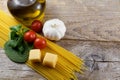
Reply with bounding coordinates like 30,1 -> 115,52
7,0 -> 46,27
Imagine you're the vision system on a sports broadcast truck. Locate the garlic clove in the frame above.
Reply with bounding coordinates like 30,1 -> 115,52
45,30 -> 61,41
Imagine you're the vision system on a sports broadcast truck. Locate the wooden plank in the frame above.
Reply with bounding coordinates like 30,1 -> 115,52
45,0 -> 120,41
81,62 -> 120,80
0,0 -> 120,80
56,40 -> 120,80
1,40 -> 120,80
1,0 -> 120,41
56,40 -> 120,61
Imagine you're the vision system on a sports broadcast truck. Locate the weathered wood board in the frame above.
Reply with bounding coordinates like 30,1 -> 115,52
0,0 -> 120,80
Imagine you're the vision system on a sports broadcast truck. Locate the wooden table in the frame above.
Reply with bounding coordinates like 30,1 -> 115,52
0,0 -> 120,80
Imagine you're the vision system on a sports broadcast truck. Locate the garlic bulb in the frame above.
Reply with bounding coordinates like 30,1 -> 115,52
43,19 -> 66,41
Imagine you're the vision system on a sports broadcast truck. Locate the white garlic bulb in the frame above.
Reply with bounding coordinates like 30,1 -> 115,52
43,19 -> 66,41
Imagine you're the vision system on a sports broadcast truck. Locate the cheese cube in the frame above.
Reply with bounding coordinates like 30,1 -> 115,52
43,52 -> 58,68
29,49 -> 41,62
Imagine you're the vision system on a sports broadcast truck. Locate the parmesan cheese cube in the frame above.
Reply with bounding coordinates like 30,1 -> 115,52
29,49 -> 41,62
43,52 -> 58,68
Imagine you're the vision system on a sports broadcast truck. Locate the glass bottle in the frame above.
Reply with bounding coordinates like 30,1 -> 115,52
7,0 -> 46,27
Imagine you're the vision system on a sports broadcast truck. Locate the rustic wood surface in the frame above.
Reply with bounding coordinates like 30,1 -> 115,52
0,0 -> 120,80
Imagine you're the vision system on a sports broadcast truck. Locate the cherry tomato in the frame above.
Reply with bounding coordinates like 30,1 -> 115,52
34,37 -> 47,49
24,30 -> 36,43
31,20 -> 43,33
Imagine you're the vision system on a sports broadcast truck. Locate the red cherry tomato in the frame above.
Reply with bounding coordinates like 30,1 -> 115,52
31,20 -> 43,33
24,30 -> 36,43
34,37 -> 47,49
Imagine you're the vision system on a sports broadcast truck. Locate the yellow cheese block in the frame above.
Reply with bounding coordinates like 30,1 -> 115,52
43,52 -> 58,68
29,49 -> 41,62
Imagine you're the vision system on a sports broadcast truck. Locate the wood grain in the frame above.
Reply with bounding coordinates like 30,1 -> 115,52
57,40 -> 120,80
0,0 -> 120,80
1,0 -> 120,41
45,0 -> 120,41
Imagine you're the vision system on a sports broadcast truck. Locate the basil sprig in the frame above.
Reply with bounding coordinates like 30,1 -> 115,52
4,25 -> 33,63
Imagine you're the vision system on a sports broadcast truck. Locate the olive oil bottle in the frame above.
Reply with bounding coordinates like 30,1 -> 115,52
7,0 -> 46,27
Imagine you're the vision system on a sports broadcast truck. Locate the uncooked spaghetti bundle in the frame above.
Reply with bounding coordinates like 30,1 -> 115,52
0,10 -> 84,80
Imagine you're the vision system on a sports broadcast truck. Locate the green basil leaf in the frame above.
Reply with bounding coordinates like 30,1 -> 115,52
8,40 -> 17,48
10,31 -> 18,40
18,44 -> 24,53
4,41 -> 29,63
10,24 -> 22,32
22,28 -> 29,34
16,36 -> 23,46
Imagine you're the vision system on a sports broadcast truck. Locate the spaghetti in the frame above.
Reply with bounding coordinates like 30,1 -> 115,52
0,10 -> 84,80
